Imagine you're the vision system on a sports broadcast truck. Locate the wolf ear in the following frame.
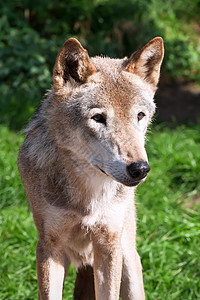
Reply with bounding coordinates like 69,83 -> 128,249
53,38 -> 96,89
125,37 -> 164,89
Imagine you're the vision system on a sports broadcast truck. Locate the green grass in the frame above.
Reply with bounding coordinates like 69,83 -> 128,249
0,123 -> 200,299
137,124 -> 200,299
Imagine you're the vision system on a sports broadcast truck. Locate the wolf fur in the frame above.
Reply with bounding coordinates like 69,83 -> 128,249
18,37 -> 164,300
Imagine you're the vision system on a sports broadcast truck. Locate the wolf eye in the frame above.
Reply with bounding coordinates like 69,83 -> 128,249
91,114 -> 106,125
137,112 -> 145,121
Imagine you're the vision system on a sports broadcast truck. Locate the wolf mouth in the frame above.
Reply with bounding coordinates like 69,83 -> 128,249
97,166 -> 144,187
98,167 -> 110,177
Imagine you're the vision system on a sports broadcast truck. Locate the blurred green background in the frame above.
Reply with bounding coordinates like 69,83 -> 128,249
1,0 -> 200,129
0,0 -> 200,299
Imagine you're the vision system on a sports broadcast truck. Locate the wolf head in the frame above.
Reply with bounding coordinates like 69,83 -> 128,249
49,37 -> 164,187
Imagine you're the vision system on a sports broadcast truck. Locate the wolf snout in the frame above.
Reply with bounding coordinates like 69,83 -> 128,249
127,161 -> 150,181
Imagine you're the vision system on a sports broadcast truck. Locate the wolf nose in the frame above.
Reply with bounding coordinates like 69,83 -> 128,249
127,161 -> 150,181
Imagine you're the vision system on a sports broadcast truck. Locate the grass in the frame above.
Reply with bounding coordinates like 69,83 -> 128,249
137,124 -> 200,299
0,122 -> 200,299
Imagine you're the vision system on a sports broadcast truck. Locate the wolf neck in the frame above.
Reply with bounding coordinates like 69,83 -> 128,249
61,151 -> 121,213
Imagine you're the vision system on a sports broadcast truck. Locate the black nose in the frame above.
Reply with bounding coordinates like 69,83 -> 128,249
127,161 -> 150,181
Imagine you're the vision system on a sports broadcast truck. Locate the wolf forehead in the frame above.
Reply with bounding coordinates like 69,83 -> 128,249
63,56 -> 156,116
53,36 -> 164,116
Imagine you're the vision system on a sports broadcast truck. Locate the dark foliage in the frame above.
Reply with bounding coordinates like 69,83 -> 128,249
1,0 -> 200,129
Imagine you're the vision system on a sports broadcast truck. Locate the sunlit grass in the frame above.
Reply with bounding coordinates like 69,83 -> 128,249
0,123 -> 200,299
137,124 -> 200,299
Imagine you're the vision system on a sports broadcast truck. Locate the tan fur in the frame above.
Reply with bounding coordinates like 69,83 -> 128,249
18,37 -> 164,299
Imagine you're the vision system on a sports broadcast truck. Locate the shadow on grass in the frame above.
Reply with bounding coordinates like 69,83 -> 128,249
155,76 -> 200,125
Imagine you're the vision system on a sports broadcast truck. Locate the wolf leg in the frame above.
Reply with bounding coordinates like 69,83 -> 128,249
36,241 -> 69,300
120,249 -> 145,300
93,234 -> 123,300
73,265 -> 95,300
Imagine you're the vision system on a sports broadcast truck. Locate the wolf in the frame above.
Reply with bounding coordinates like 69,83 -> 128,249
18,36 -> 164,299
